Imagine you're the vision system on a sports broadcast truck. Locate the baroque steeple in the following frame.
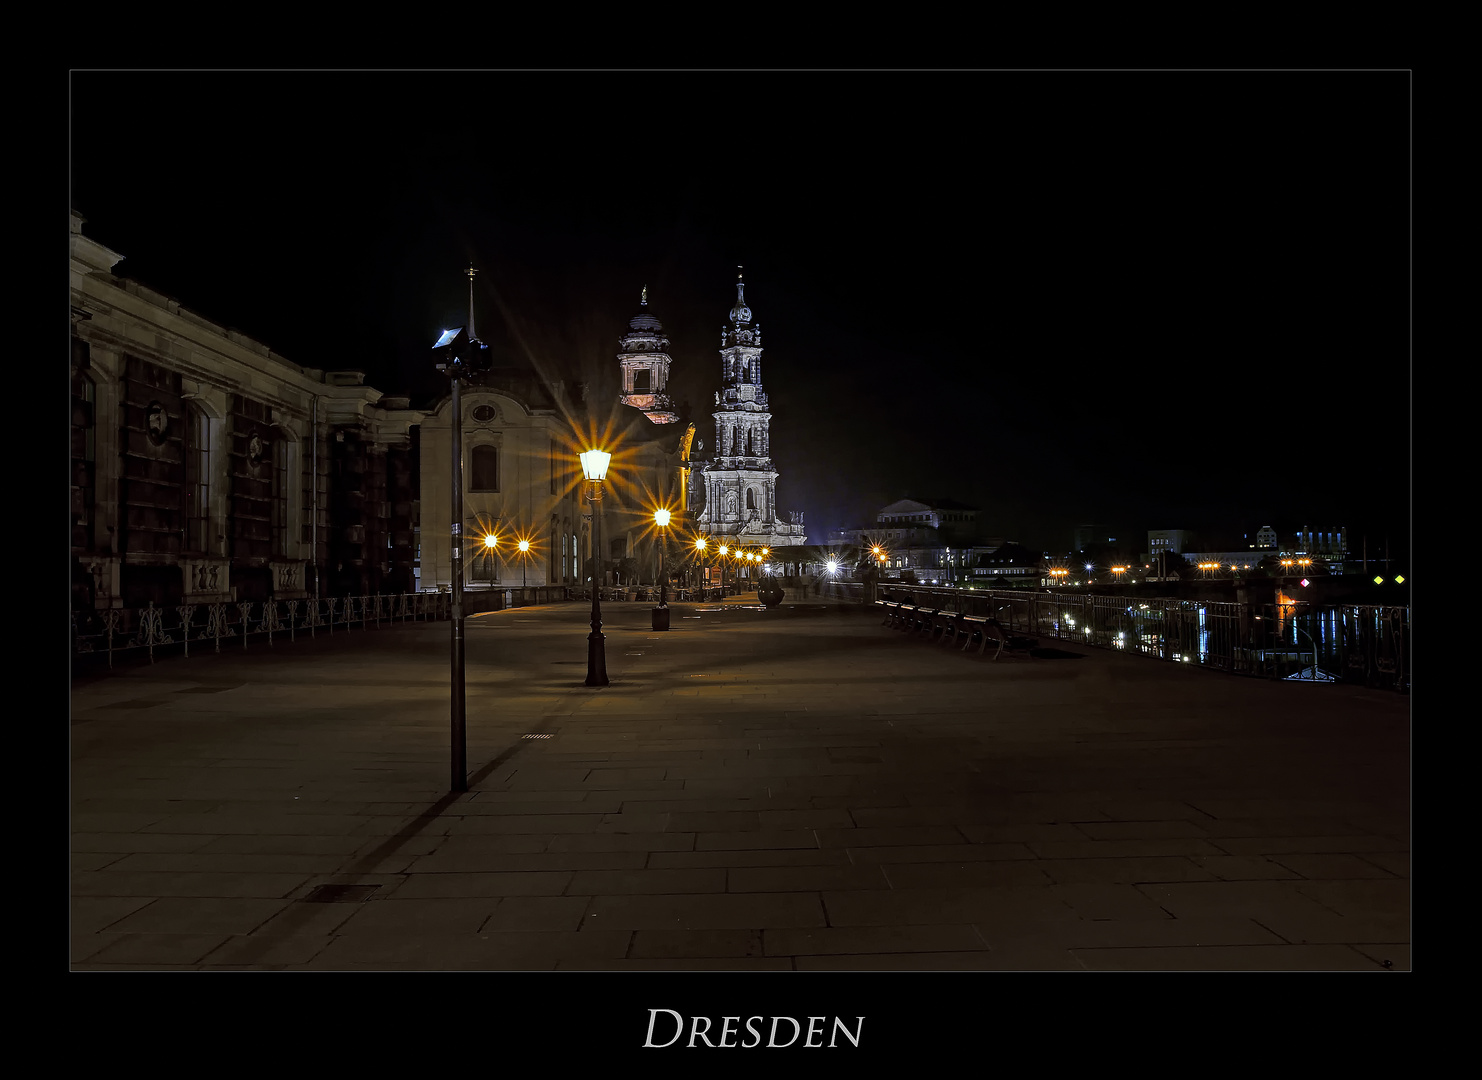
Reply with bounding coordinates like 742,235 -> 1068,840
616,286 -> 678,423
692,271 -> 804,547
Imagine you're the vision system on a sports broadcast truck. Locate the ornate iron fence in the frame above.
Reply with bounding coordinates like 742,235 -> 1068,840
875,584 -> 1409,692
70,592 -> 454,670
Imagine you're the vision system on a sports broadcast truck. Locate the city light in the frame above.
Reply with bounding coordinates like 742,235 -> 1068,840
826,558 -> 839,574
695,537 -> 707,551
483,534 -> 497,549
517,539 -> 529,553
1395,575 -> 1405,584
654,508 -> 671,528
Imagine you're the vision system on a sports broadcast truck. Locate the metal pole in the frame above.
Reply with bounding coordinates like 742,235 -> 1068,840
586,481 -> 609,686
450,373 -> 467,792
311,397 -> 319,637
659,528 -> 666,607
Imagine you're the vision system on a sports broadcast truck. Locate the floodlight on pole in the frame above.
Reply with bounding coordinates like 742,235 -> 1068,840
431,315 -> 492,795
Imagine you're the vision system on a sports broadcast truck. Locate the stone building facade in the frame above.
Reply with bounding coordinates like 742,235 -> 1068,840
417,307 -> 696,592
691,274 -> 807,548
69,211 -> 424,614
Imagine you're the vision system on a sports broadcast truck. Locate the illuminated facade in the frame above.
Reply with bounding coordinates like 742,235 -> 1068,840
616,287 -> 678,424
692,273 -> 807,547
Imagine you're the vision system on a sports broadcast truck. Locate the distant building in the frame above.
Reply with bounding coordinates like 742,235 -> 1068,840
1148,529 -> 1192,557
832,498 -> 994,583
1292,526 -> 1348,560
1254,525 -> 1278,549
970,542 -> 1045,588
1073,524 -> 1119,551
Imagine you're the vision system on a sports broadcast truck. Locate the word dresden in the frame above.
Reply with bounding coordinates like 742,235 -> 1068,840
643,1010 -> 864,1049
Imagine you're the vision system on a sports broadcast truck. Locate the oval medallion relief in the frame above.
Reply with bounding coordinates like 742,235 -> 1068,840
471,404 -> 497,424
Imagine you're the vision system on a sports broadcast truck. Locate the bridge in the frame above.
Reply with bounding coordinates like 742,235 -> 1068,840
71,593 -> 1409,971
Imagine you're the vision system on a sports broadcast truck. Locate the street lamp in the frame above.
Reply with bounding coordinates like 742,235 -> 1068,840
694,536 -> 708,594
517,538 -> 530,588
719,544 -> 730,594
652,507 -> 671,631
580,449 -> 611,687
431,321 -> 491,794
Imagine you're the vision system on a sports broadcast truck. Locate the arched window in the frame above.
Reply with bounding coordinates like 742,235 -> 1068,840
471,444 -> 499,492
183,403 -> 211,554
746,489 -> 756,510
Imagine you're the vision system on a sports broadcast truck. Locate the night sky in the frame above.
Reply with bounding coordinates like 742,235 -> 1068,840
70,71 -> 1410,555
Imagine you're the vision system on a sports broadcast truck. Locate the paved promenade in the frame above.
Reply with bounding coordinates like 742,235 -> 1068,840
70,594 -> 1410,971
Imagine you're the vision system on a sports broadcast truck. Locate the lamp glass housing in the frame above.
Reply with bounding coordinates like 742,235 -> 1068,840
580,450 -> 612,482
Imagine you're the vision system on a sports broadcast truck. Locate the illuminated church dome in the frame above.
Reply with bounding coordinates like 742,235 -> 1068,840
616,285 -> 677,423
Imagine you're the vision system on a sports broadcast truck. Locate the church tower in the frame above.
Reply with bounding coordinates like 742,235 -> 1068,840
694,270 -> 807,546
616,286 -> 678,423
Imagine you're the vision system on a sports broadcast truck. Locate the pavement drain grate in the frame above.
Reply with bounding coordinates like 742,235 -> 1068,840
522,733 -> 553,739
304,883 -> 380,903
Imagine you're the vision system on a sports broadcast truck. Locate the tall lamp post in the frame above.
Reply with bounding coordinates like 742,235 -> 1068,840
694,536 -> 708,597
718,545 -> 730,596
518,538 -> 530,589
432,323 -> 491,793
581,449 -> 611,687
652,508 -> 671,631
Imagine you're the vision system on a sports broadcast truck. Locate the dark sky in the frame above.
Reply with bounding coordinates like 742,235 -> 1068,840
70,70 -> 1410,554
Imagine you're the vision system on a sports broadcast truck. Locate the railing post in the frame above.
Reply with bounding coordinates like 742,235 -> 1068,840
177,605 -> 194,659
239,602 -> 252,649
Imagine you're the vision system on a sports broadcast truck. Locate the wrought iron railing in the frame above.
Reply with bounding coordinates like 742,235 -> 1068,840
873,584 -> 1409,692
70,592 -> 453,669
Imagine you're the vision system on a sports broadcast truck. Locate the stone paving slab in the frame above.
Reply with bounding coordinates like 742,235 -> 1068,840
71,599 -> 1409,971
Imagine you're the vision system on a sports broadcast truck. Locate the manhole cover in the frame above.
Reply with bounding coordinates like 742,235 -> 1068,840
304,883 -> 380,903
522,734 -> 553,739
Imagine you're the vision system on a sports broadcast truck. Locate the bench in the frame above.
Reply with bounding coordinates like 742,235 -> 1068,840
957,615 -> 1038,659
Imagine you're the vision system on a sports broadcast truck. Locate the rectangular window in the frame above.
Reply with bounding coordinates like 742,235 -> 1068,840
471,445 -> 499,492
271,436 -> 289,557
634,369 -> 651,393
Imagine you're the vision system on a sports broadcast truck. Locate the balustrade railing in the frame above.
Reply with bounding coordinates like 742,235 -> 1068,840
70,592 -> 453,670
875,584 -> 1409,692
